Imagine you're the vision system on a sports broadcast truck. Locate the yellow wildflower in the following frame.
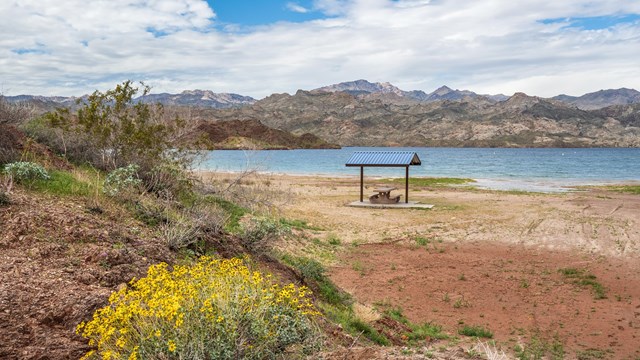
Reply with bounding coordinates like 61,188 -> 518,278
167,340 -> 177,352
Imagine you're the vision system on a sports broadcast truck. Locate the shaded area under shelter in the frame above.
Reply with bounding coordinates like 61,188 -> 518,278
345,151 -> 422,204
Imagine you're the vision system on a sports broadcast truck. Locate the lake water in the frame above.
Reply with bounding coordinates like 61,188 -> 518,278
198,147 -> 640,192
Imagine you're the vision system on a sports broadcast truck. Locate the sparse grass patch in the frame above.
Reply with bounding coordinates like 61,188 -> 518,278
29,170 -> 92,196
459,325 -> 493,339
203,195 -> 247,233
279,218 -> 323,231
378,305 -> 448,343
602,185 -> 640,195
279,255 -> 350,306
415,236 -> 430,246
514,332 -> 564,360
453,296 -> 470,308
327,233 -> 341,246
351,260 -> 365,275
558,268 -> 606,299
576,348 -> 607,360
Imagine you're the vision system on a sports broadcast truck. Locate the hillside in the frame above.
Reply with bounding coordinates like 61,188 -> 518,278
553,88 -> 640,110
195,119 -> 340,149
206,90 -> 640,147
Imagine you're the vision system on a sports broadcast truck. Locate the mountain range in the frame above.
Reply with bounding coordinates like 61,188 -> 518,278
5,80 -> 640,148
6,80 -> 640,110
205,88 -> 640,147
314,80 -> 509,102
4,90 -> 256,110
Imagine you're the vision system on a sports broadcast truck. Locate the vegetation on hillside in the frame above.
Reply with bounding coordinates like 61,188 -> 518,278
77,257 -> 319,360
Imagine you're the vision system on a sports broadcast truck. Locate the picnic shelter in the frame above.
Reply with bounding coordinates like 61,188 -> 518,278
345,151 -> 422,203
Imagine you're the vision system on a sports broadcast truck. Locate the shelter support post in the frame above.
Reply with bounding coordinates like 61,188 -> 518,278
360,166 -> 364,202
405,166 -> 409,203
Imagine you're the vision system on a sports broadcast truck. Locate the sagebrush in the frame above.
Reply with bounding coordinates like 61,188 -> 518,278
77,256 -> 319,360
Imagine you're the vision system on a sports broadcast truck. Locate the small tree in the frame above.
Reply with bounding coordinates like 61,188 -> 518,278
45,81 -> 190,172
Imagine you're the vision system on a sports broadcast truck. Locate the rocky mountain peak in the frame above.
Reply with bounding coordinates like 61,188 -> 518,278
432,85 -> 453,96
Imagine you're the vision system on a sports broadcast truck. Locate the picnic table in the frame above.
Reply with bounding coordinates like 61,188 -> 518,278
369,186 -> 401,204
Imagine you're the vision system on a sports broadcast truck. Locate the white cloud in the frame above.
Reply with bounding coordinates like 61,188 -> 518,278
286,2 -> 310,13
1,0 -> 639,98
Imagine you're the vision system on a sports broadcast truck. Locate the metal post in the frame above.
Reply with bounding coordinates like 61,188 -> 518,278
405,166 -> 409,203
360,166 -> 364,202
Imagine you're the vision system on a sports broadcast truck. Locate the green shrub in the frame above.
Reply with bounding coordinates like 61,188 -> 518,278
43,81 -> 193,170
77,257 -> 319,360
2,161 -> 50,184
103,164 -> 142,197
459,325 -> 493,338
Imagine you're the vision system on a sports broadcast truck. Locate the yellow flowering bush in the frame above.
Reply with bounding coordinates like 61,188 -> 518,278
77,256 -> 319,359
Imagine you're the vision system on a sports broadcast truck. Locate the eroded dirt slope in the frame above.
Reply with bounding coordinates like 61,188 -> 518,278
0,191 -> 174,359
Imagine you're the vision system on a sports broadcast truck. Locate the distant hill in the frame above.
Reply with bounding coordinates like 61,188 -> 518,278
4,90 -> 256,109
552,88 -> 640,110
138,90 -> 255,108
314,79 -> 509,103
194,119 -> 339,150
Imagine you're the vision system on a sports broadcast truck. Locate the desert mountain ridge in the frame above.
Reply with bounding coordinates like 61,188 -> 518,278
207,87 -> 640,148
5,80 -> 640,110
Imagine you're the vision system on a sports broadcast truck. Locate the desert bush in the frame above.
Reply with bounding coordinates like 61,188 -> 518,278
3,161 -> 50,184
0,96 -> 33,126
133,197 -> 170,226
161,210 -> 202,251
35,81 -> 199,200
240,217 -> 291,253
143,163 -> 195,201
43,81 -> 190,171
103,164 -> 142,197
76,256 -> 319,360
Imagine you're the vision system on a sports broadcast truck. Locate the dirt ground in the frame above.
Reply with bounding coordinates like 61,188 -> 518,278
0,191 -> 175,359
267,174 -> 640,358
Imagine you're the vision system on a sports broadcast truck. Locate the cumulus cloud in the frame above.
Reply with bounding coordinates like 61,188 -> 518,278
286,2 -> 310,13
1,0 -> 639,98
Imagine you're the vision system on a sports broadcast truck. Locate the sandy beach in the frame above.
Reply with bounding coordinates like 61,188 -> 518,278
203,172 -> 640,357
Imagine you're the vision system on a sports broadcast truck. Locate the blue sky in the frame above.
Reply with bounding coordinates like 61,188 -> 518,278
208,1 -> 327,27
1,0 -> 640,98
541,13 -> 640,30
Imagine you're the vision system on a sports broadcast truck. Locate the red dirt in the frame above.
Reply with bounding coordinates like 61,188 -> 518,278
330,241 -> 640,358
0,191 -> 175,359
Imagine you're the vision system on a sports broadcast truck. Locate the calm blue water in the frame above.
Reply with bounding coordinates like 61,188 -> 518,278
198,147 -> 640,192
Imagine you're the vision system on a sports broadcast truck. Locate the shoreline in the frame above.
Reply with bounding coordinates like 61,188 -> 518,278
194,169 -> 640,192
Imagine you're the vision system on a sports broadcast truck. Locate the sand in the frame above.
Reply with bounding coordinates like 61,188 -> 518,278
201,172 -> 640,357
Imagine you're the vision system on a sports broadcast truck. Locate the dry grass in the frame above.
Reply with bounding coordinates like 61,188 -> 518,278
352,303 -> 381,323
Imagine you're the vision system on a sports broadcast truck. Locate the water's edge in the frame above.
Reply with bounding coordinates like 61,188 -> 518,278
197,147 -> 640,192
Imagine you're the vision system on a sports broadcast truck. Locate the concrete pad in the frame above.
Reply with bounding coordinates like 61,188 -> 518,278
347,201 -> 434,209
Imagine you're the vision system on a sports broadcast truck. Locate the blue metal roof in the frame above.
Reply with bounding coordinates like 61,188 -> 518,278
345,151 -> 422,167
